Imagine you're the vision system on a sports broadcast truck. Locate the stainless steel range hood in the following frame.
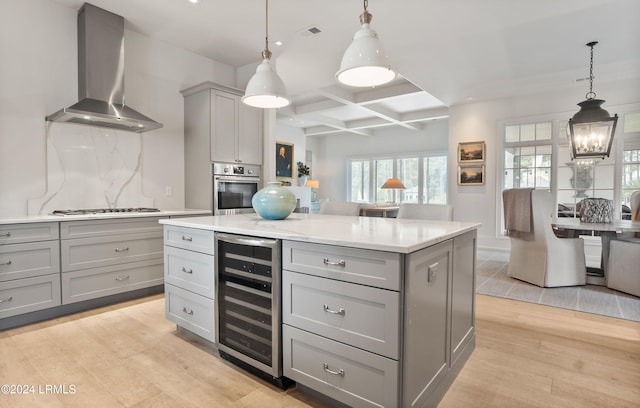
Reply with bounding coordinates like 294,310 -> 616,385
46,3 -> 162,133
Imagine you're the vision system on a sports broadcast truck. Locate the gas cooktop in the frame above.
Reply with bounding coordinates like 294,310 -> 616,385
51,208 -> 161,216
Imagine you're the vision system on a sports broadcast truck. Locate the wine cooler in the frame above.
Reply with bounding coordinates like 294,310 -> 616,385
214,232 -> 288,386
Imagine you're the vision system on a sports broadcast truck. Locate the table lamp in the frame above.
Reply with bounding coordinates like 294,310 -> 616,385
381,178 -> 405,204
306,179 -> 319,202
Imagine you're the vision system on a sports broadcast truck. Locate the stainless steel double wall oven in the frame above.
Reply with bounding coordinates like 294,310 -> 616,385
212,162 -> 261,215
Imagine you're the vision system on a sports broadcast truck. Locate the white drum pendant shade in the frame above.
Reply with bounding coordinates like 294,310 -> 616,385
336,23 -> 395,87
242,58 -> 290,108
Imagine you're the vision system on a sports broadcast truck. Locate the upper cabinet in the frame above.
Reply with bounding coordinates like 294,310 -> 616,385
182,82 -> 264,210
183,82 -> 263,166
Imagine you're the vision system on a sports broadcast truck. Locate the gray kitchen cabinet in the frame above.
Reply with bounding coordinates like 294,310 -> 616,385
61,259 -> 163,304
450,231 -> 476,367
0,222 -> 58,244
282,240 -> 402,407
59,218 -> 164,305
0,274 -> 61,319
163,225 -> 215,342
0,222 -> 61,319
403,240 -> 452,408
283,231 -> 477,407
182,82 -> 263,210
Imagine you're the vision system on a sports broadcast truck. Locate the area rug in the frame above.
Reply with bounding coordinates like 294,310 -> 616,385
476,250 -> 640,323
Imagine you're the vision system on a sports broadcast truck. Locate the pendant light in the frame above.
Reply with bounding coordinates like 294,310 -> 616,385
336,0 -> 396,87
242,0 -> 290,108
568,41 -> 618,160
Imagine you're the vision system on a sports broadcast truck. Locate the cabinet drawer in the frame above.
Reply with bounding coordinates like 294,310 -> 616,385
60,217 -> 163,239
164,225 -> 214,255
61,232 -> 163,272
283,325 -> 399,408
0,222 -> 59,244
165,283 -> 215,342
61,259 -> 163,304
0,274 -> 61,319
164,246 -> 214,298
283,271 -> 400,359
0,241 -> 60,282
283,241 -> 401,290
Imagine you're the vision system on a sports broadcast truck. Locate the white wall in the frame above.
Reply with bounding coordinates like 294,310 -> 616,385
448,77 -> 640,249
0,0 -> 235,216
307,120 -> 449,202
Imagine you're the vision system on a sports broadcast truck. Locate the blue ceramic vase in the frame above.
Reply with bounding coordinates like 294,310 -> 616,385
251,182 -> 297,220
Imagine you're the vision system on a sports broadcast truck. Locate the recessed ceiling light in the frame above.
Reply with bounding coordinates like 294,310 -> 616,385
274,40 -> 283,47
188,0 -> 201,4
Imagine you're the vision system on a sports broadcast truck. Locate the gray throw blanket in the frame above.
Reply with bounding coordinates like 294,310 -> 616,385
503,188 -> 534,239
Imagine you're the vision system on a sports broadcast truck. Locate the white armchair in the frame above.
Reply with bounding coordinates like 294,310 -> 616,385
397,203 -> 453,221
504,189 -> 586,287
607,190 -> 640,297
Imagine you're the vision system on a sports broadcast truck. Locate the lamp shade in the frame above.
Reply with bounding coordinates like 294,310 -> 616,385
305,179 -> 319,189
242,58 -> 291,108
381,178 -> 406,189
336,23 -> 396,87
568,99 -> 618,159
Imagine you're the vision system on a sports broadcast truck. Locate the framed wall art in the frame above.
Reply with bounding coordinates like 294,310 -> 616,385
458,165 -> 485,186
276,141 -> 294,178
458,141 -> 485,162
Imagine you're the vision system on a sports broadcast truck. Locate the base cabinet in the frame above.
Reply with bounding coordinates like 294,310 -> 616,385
163,225 -> 215,342
283,325 -> 399,408
0,222 -> 60,319
60,218 -> 164,305
282,231 -> 476,408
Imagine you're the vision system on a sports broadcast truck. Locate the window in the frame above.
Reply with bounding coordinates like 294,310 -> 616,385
350,160 -> 370,202
424,156 -> 447,204
348,153 -> 448,204
622,142 -> 640,219
503,122 -> 552,190
501,110 -> 640,226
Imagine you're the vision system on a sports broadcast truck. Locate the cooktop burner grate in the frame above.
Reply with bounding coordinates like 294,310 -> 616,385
51,208 -> 161,215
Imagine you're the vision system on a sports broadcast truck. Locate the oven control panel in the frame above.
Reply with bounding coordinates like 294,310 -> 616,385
213,162 -> 260,177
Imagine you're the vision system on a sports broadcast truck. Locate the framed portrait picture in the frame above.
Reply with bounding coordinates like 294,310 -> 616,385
458,141 -> 485,162
458,165 -> 485,186
275,141 -> 294,178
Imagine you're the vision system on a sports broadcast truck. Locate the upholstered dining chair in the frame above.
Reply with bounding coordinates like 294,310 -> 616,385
396,203 -> 454,221
607,190 -> 640,297
503,189 -> 586,287
318,201 -> 361,216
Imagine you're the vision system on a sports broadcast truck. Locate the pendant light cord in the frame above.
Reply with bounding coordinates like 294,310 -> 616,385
262,0 -> 272,60
360,0 -> 373,24
586,41 -> 597,100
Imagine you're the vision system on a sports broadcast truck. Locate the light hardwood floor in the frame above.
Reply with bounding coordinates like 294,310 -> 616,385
1,293 -> 638,408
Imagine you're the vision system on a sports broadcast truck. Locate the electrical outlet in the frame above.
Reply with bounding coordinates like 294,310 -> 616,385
165,186 -> 173,196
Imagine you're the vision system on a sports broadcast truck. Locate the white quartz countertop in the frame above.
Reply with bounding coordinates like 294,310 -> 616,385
0,209 -> 212,225
160,213 -> 481,253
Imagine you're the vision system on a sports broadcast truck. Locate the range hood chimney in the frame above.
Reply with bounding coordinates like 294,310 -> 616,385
46,3 -> 162,133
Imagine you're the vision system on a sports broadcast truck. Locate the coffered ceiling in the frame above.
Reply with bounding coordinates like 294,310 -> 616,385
47,0 -> 640,137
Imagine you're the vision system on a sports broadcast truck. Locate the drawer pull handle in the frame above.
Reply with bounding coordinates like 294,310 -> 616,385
114,247 -> 130,253
323,304 -> 345,315
182,307 -> 194,315
0,232 -> 10,237
323,363 -> 345,377
0,260 -> 12,266
115,275 -> 130,281
323,258 -> 346,267
0,296 -> 13,303
181,235 -> 193,242
181,267 -> 193,274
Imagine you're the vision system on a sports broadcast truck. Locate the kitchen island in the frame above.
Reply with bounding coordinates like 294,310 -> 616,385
160,213 -> 480,408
